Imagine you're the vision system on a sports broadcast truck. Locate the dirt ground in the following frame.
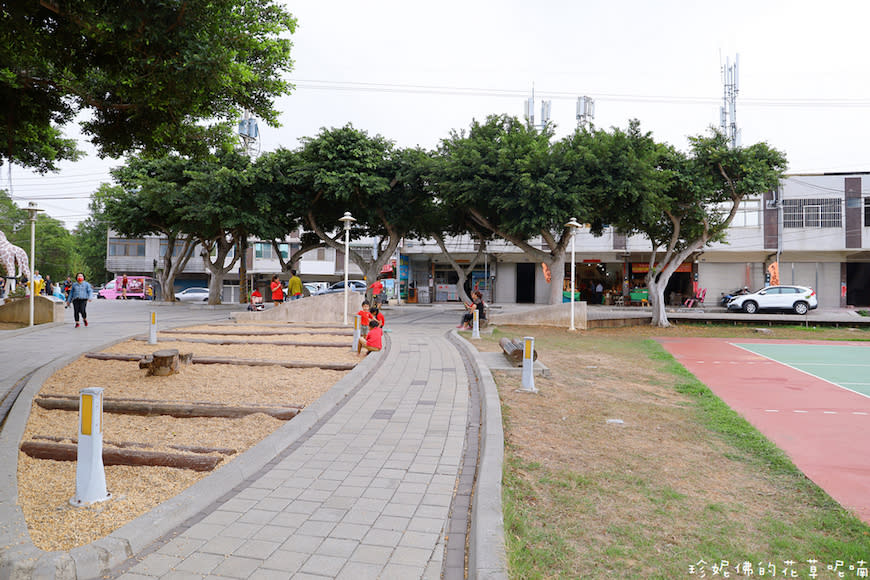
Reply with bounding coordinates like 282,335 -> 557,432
16,324 -> 355,552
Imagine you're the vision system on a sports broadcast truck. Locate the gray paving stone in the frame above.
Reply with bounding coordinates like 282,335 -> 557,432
349,544 -> 393,566
233,538 -> 281,559
280,533 -> 323,553
174,552 -> 225,573
267,486 -> 302,500
223,521 -> 263,539
299,553 -> 345,577
391,545 -> 433,567
268,511 -> 309,529
183,522 -> 226,541
248,568 -> 295,580
254,497 -> 292,512
315,538 -> 358,558
260,548 -> 308,572
199,535 -> 246,555
210,555 -> 262,578
159,571 -> 204,580
237,509 -> 276,525
309,507 -> 346,522
250,524 -> 294,543
373,515 -> 410,531
379,563 -> 426,579
335,562 -> 383,580
156,536 -> 206,558
129,553 -> 181,576
296,519 -> 337,537
219,498 -> 258,513
407,516 -> 446,534
361,528 -> 403,547
329,522 -> 370,541
400,531 -> 442,549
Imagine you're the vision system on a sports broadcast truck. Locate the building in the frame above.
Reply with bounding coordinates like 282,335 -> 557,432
106,173 -> 870,307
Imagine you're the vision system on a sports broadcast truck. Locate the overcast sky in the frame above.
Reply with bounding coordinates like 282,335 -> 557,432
7,0 -> 870,229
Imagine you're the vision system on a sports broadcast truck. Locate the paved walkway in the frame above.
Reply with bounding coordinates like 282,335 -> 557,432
0,302 -> 507,580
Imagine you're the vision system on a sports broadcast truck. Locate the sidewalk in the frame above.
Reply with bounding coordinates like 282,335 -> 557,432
0,303 -> 507,580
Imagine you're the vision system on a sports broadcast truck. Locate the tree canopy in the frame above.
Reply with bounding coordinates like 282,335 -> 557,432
1,0 -> 296,170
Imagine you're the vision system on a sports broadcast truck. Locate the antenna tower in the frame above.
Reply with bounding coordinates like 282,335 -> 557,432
237,111 -> 260,158
720,54 -> 740,148
523,85 -> 551,131
576,96 -> 595,129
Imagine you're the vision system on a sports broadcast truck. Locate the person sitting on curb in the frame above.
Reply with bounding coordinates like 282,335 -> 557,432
370,304 -> 385,329
357,319 -> 382,356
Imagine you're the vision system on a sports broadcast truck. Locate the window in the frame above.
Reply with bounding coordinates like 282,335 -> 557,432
159,239 -> 185,257
108,238 -> 145,257
713,200 -> 760,227
865,198 -> 870,227
782,198 -> 841,228
316,248 -> 326,261
254,242 -> 288,260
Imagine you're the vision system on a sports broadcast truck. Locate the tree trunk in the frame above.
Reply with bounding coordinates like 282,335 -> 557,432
34,396 -> 301,420
648,276 -> 670,327
20,441 -> 221,471
547,251 -> 567,306
201,235 -> 239,305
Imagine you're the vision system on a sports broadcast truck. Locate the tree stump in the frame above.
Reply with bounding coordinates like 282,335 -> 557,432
138,349 -> 192,376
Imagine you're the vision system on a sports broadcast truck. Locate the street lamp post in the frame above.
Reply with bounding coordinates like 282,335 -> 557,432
26,202 -> 43,327
339,212 -> 356,325
565,218 -> 581,331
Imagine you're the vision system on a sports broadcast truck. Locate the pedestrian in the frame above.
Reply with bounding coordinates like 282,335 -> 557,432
66,272 -> 94,328
357,319 -> 383,356
43,274 -> 52,295
0,277 -> 6,299
63,276 -> 72,299
120,273 -> 128,299
287,269 -> 303,300
459,290 -> 486,329
368,277 -> 384,305
270,274 -> 284,303
595,281 -> 604,304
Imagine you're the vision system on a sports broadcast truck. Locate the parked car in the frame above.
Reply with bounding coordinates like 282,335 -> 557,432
174,287 -> 210,302
319,280 -> 367,295
303,282 -> 329,296
726,285 -> 818,315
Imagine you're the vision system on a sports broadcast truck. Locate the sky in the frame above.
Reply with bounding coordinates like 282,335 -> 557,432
7,0 -> 870,230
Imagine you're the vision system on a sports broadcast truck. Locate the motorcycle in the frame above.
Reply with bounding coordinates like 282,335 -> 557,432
720,287 -> 750,307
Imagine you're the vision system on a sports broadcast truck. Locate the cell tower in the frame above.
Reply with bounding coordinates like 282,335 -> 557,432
720,54 -> 740,148
523,85 -> 551,131
576,96 -> 595,129
237,111 -> 260,158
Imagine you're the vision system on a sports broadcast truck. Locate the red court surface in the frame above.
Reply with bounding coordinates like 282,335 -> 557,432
657,337 -> 870,524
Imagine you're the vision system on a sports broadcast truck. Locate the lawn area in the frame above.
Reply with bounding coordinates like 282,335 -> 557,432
474,324 -> 870,579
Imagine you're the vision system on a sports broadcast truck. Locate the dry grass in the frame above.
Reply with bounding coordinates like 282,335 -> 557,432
482,323 -> 870,578
16,327 -> 353,552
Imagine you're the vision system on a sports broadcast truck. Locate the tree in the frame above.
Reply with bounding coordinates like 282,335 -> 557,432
73,185 -> 112,284
266,127 -> 434,304
1,190 -> 76,282
1,0 -> 296,170
435,115 -> 591,305
590,126 -> 787,327
105,157 -> 203,300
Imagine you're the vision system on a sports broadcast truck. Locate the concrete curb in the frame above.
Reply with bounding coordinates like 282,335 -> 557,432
0,327 -> 382,580
451,330 -> 509,580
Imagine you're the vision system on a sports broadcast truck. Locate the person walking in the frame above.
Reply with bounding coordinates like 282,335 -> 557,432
66,272 -> 94,328
121,273 -> 129,300
287,269 -> 303,300
270,274 -> 284,304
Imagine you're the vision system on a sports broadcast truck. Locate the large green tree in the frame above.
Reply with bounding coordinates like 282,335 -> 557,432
435,115 -> 591,305
590,127 -> 787,327
73,185 -> 112,284
1,0 -> 296,170
105,157 -> 203,300
264,126 -> 434,303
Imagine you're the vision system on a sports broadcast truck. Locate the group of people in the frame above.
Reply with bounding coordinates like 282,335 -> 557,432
356,300 -> 385,356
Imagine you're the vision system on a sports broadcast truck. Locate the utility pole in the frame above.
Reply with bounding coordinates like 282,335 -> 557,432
720,54 -> 740,148
237,111 -> 260,303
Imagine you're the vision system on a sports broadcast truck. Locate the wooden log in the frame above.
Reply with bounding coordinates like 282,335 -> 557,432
86,352 -> 146,362
31,435 -> 236,455
35,397 -> 300,420
134,336 -> 348,348
20,441 -> 221,471
38,393 -> 303,411
139,349 -> 192,376
191,356 -> 354,370
499,338 -> 538,366
161,329 -> 352,337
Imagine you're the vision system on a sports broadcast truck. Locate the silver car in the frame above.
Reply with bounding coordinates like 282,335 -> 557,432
174,287 -> 210,302
726,285 -> 818,315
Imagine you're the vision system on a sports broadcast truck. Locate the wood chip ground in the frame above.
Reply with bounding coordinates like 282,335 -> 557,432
16,323 -> 355,552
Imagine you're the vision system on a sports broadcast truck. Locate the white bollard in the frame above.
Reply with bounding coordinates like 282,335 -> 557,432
471,309 -> 481,340
148,311 -> 158,345
352,314 -> 361,351
519,336 -> 537,393
70,387 -> 111,506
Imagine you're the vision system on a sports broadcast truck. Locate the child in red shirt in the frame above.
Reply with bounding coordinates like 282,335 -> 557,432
370,305 -> 385,328
357,301 -> 372,334
357,320 -> 382,355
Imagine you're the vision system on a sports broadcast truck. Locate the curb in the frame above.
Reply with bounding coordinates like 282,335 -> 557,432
0,327 -> 382,580
451,330 -> 509,580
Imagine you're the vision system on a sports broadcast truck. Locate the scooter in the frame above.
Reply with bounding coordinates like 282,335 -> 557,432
720,287 -> 749,307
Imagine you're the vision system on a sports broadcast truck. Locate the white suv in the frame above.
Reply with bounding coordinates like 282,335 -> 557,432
726,285 -> 818,315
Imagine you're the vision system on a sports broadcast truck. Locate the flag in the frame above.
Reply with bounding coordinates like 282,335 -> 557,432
767,262 -> 780,286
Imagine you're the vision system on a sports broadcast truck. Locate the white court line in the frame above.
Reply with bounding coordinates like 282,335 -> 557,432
730,343 -> 870,401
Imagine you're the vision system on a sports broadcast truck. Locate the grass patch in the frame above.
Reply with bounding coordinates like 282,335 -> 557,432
495,326 -> 870,579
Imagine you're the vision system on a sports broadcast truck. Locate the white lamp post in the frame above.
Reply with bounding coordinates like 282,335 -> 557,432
339,212 -> 356,325
565,218 -> 581,331
26,202 -> 43,327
